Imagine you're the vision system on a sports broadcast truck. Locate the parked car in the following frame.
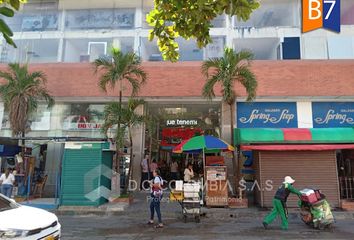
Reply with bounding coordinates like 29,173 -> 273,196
0,194 -> 61,239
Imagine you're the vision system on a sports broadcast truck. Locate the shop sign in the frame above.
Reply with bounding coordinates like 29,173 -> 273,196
237,102 -> 298,128
166,119 -> 198,126
63,115 -> 102,130
312,102 -> 354,128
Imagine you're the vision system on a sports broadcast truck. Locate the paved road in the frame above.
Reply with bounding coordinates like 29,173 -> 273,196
59,213 -> 354,240
58,192 -> 354,239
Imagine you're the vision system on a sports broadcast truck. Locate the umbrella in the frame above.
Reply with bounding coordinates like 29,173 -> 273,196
173,135 -> 235,154
172,135 -> 234,202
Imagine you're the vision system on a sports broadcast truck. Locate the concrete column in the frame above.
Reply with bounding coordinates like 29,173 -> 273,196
44,142 -> 65,197
131,104 -> 145,191
221,102 -> 236,193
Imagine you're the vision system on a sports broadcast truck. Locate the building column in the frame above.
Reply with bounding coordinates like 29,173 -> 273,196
131,104 -> 145,191
221,102 -> 236,193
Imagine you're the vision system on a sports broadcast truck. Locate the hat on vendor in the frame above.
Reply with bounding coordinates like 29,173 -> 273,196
284,176 -> 295,184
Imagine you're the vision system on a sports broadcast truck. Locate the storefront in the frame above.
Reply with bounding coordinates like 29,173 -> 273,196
235,101 -> 354,208
144,102 -> 222,182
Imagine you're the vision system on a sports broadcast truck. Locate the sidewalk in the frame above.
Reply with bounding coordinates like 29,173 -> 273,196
55,191 -> 354,220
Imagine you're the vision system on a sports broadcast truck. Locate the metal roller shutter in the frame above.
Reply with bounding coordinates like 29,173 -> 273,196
256,150 -> 340,208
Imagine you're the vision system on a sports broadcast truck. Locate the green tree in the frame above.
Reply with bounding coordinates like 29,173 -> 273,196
101,99 -> 145,194
147,0 -> 260,61
93,48 -> 147,178
0,63 -> 54,145
0,0 -> 27,47
202,48 -> 257,194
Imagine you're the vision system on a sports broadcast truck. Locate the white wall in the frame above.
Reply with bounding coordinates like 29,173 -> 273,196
296,102 -> 313,128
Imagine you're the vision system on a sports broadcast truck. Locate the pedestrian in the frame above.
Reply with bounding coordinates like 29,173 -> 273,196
147,169 -> 164,228
140,155 -> 149,190
184,163 -> 194,182
0,168 -> 15,198
170,159 -> 179,180
150,159 -> 158,175
263,176 -> 301,230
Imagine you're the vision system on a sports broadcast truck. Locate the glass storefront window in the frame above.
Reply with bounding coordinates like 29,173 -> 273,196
60,103 -> 106,138
0,104 -> 52,137
6,1 -> 60,32
0,39 -> 59,63
233,38 -> 281,60
65,9 -> 135,30
234,0 -> 300,28
147,103 -> 222,141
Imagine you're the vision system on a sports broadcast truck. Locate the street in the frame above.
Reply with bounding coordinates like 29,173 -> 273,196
58,193 -> 354,240
59,214 -> 354,240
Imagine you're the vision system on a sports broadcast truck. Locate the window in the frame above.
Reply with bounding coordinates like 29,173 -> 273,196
65,9 -> 135,30
282,37 -> 301,60
0,39 -> 59,63
234,38 -> 280,60
234,0 -> 299,28
63,38 -> 133,62
327,37 -> 354,59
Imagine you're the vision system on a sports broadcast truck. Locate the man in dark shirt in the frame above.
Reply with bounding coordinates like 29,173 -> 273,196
263,176 -> 301,230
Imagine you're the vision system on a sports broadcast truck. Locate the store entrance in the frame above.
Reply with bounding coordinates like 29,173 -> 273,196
144,102 -> 221,184
337,149 -> 354,200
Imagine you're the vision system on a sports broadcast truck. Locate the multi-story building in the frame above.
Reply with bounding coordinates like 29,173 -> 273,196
1,0 -> 354,63
0,0 -> 354,207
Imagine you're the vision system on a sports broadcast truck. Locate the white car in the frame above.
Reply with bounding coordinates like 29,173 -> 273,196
0,194 -> 61,240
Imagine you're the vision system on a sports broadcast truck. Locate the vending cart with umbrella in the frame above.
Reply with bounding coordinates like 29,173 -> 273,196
173,135 -> 235,209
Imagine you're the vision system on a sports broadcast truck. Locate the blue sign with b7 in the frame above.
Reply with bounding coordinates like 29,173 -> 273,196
312,102 -> 354,128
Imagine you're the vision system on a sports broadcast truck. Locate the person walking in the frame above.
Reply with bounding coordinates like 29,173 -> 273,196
0,168 -> 15,198
263,176 -> 301,230
140,155 -> 149,190
147,169 -> 164,228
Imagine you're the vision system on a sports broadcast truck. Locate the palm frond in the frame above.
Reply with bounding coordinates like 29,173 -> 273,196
0,63 -> 54,136
126,76 -> 140,96
201,58 -> 220,78
93,48 -> 147,98
202,75 -> 220,100
238,67 -> 257,101
201,48 -> 257,104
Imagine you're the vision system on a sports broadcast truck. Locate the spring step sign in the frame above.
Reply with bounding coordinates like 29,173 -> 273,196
237,102 -> 298,128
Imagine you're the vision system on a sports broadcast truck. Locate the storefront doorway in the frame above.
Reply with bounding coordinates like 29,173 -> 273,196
337,149 -> 354,200
144,102 -> 221,182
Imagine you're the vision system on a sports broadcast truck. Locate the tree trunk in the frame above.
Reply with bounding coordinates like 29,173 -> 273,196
124,125 -> 133,194
115,84 -> 122,173
229,103 -> 238,196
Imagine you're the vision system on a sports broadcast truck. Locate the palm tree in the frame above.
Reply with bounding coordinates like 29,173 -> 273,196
93,48 -> 147,106
93,48 -> 147,179
0,63 -> 54,146
123,98 -> 145,193
101,98 -> 145,194
202,48 -> 257,194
